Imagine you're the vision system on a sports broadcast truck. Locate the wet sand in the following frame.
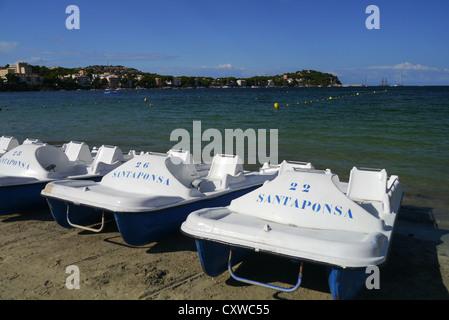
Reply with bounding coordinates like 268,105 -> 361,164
1,203 -> 449,301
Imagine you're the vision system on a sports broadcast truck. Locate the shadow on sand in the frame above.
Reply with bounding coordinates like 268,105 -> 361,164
0,207 -> 54,223
358,205 -> 449,299
222,204 -> 449,300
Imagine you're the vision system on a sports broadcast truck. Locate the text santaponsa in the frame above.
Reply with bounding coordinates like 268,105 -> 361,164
111,170 -> 170,185
256,193 -> 354,219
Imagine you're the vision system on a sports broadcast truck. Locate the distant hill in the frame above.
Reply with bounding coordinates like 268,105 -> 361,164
1,63 -> 341,91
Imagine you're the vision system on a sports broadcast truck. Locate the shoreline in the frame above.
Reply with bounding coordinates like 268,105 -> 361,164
1,201 -> 448,300
1,85 -> 449,94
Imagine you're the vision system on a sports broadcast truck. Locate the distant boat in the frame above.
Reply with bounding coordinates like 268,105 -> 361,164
394,72 -> 403,87
104,89 -> 120,94
379,78 -> 390,87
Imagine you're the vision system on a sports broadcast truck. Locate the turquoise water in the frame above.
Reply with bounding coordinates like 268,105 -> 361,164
1,86 -> 448,220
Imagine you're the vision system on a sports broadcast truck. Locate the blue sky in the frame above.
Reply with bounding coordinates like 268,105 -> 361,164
1,0 -> 449,85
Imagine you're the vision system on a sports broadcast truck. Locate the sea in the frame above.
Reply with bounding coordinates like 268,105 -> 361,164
1,86 -> 448,224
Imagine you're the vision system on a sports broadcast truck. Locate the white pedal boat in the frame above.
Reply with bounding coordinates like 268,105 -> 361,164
181,161 -> 404,299
41,150 -> 280,246
0,140 -> 129,214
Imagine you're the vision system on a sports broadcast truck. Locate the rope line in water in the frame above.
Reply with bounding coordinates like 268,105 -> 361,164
273,89 -> 388,109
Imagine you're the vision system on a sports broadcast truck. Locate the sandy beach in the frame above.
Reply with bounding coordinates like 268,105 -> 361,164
1,198 -> 449,301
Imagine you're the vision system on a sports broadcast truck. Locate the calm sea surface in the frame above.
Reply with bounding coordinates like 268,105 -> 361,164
1,86 -> 448,221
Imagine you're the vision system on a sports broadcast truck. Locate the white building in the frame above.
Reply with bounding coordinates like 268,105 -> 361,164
15,62 -> 32,75
106,76 -> 120,88
71,74 -> 92,87
0,67 -> 15,77
236,79 -> 247,86
0,62 -> 32,76
16,74 -> 42,85
0,62 -> 41,85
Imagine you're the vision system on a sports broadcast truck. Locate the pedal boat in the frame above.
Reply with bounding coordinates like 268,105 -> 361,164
0,141 -> 128,214
41,150 -> 280,246
181,161 -> 403,300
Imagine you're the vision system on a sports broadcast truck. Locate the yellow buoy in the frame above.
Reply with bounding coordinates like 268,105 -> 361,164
286,103 -> 289,107
329,97 -> 333,100
274,103 -> 279,109
144,98 -> 147,102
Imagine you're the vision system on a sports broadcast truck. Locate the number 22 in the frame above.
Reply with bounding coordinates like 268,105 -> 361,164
289,182 -> 311,192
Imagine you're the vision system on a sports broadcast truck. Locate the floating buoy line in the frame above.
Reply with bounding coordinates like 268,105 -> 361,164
273,89 -> 388,109
21,89 -> 387,112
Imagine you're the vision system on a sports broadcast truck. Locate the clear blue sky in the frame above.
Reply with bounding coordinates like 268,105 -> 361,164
1,0 -> 449,85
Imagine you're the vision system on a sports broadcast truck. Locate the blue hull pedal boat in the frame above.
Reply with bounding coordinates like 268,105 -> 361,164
41,150 -> 280,246
0,140 -> 129,215
181,161 -> 404,300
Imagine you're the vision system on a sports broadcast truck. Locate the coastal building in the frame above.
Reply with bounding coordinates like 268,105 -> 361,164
121,78 -> 133,88
237,79 -> 247,86
71,74 -> 92,87
106,75 -> 120,88
173,78 -> 181,87
0,62 -> 32,76
0,62 -> 32,75
0,62 -> 41,85
16,74 -> 42,86
15,62 -> 32,75
0,67 -> 15,77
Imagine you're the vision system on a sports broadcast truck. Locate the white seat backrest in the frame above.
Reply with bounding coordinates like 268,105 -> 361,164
22,138 -> 43,145
207,154 -> 243,180
167,149 -> 194,165
166,150 -> 199,188
346,167 -> 387,202
93,145 -> 124,164
35,144 -> 73,173
279,160 -> 314,176
64,141 -> 93,164
0,136 -> 19,153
